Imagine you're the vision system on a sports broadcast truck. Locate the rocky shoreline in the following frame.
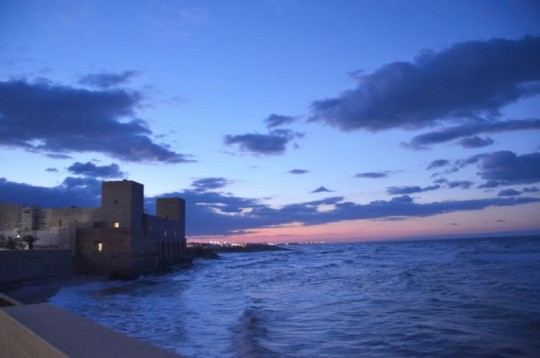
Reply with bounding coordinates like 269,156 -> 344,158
187,243 -> 286,259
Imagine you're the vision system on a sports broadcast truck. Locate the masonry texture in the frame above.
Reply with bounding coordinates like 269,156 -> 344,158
0,180 -> 187,278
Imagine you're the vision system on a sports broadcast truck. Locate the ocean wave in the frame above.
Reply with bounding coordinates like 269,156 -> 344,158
230,307 -> 280,358
49,236 -> 540,357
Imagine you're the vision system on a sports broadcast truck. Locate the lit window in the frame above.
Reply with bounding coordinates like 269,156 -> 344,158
114,222 -> 120,228
97,242 -> 103,252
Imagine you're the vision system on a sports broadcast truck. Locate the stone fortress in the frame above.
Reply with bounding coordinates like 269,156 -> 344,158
0,180 -> 186,278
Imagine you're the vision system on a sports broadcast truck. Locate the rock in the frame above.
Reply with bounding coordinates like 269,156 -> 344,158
109,268 -> 139,280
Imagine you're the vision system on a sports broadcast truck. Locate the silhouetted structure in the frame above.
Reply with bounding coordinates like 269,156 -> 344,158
0,180 -> 186,277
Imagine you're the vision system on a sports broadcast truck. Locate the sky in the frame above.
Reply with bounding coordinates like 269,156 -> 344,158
1,0 -> 539,243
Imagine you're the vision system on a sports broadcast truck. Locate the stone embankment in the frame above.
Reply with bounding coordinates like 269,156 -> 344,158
0,300 -> 183,357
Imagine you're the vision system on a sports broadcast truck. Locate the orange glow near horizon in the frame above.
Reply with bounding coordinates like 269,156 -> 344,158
189,203 -> 540,244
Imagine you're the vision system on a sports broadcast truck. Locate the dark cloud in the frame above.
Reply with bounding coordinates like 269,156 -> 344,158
523,187 -> 539,193
478,151 -> 540,186
498,189 -> 521,197
447,181 -> 473,189
264,114 -> 297,128
224,129 -> 302,155
459,136 -> 494,148
68,162 -> 125,178
46,153 -> 72,160
355,171 -> 396,179
431,153 -> 488,177
409,119 -> 540,148
289,169 -> 309,175
309,36 -> 540,131
456,153 -> 488,168
433,178 -> 448,184
432,151 -> 540,188
192,177 -> 231,192
311,186 -> 333,193
427,159 -> 450,170
79,71 -> 139,88
387,185 -> 440,195
2,177 -> 539,236
478,180 -> 501,189
371,217 -> 407,222
0,177 -> 100,207
46,168 -> 58,173
0,79 -> 193,163
164,189 -> 539,236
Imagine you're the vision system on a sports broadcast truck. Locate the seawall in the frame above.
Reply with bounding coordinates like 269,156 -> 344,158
0,301 -> 183,357
0,250 -> 73,287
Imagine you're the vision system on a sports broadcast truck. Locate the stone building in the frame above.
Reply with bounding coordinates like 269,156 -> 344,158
0,180 -> 186,277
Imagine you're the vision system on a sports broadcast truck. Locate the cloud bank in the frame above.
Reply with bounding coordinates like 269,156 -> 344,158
387,185 -> 440,195
191,177 -> 232,192
478,151 -> 540,186
409,119 -> 540,149
0,79 -> 193,163
224,129 -> 302,155
67,162 -> 126,178
309,36 -> 540,131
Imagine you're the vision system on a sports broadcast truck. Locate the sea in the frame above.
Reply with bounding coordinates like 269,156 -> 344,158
49,236 -> 540,357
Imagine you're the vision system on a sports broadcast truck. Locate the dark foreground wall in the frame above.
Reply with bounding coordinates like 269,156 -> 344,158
0,250 -> 73,286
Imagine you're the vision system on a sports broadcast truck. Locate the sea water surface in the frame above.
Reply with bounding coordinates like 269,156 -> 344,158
49,237 -> 540,357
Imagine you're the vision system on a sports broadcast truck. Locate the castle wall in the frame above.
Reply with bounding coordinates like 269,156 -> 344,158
101,181 -> 144,229
0,180 -> 187,277
75,228 -> 135,276
0,203 -> 18,235
156,198 -> 185,223
145,215 -> 186,262
33,227 -> 77,252
42,207 -> 100,230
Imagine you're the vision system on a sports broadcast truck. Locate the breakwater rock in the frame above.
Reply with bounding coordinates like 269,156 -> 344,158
187,243 -> 286,260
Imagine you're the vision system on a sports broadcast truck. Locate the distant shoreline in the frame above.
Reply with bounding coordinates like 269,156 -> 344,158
187,242 -> 287,259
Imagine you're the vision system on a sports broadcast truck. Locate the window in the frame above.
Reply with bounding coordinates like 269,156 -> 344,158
114,199 -> 118,204
97,242 -> 103,252
114,222 -> 120,228
164,230 -> 167,237
59,220 -> 62,227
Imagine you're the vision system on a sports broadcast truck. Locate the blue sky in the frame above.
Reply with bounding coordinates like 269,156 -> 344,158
1,0 -> 539,242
